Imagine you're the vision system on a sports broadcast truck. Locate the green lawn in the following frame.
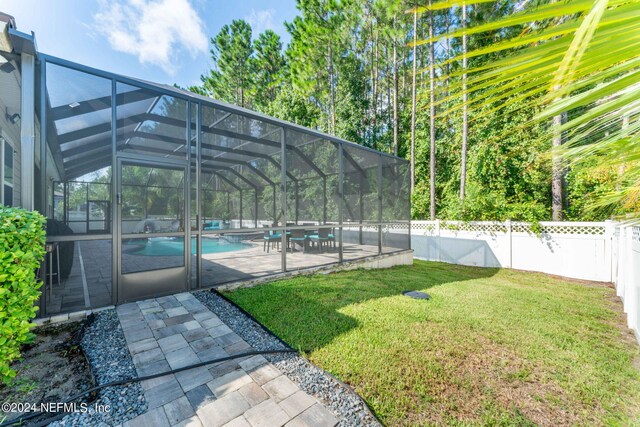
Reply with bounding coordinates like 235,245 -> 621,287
226,260 -> 640,426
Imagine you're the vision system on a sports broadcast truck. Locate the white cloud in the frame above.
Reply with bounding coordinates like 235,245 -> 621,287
245,8 -> 276,36
93,0 -> 208,75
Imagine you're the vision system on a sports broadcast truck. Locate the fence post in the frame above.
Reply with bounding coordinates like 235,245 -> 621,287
506,219 -> 512,269
618,225 -> 627,299
435,219 -> 441,262
604,220 -> 615,282
626,226 -> 635,330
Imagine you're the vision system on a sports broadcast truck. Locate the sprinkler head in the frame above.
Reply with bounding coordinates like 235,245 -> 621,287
402,290 -> 430,300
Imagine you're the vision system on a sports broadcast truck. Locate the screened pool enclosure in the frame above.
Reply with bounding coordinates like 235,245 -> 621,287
2,23 -> 410,316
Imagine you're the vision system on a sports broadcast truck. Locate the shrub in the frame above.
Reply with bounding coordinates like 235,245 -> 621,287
0,206 -> 46,384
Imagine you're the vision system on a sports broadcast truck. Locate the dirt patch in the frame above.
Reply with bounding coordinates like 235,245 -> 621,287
0,320 -> 96,425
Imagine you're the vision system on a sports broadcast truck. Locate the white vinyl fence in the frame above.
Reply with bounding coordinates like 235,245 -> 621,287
410,220 -> 640,341
613,223 -> 640,342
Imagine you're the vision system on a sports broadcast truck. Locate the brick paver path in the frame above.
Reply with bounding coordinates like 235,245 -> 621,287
116,293 -> 339,427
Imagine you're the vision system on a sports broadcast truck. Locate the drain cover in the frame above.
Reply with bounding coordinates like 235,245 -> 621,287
402,290 -> 430,300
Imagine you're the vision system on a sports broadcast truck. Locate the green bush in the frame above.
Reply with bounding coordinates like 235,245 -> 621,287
0,206 -> 46,384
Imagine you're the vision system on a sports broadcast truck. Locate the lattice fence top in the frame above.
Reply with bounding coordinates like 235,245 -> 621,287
411,220 -> 610,236
381,223 -> 410,230
409,222 -> 435,232
633,227 -> 640,242
341,224 -> 411,232
512,223 -> 607,235
361,225 -> 378,231
441,221 -> 508,233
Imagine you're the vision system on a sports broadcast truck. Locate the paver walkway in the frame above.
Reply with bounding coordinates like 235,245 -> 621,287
116,292 -> 339,427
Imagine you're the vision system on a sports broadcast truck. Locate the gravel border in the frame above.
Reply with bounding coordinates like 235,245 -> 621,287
50,310 -> 146,427
193,290 -> 381,427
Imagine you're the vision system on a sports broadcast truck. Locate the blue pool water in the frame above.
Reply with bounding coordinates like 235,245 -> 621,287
128,237 -> 250,256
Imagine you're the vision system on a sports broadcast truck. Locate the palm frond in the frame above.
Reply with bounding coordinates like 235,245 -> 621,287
417,0 -> 640,216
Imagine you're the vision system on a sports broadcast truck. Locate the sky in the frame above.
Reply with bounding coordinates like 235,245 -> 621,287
1,0 -> 299,88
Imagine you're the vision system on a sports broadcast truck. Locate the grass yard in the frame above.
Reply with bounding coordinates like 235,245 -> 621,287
226,260 -> 640,426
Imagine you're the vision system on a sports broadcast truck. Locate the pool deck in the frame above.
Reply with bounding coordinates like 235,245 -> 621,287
46,239 -> 395,315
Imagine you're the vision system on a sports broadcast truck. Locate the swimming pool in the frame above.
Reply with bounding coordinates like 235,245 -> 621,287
126,237 -> 251,256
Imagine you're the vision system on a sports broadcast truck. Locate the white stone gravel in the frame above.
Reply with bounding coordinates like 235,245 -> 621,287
193,290 -> 381,427
49,310 -> 146,427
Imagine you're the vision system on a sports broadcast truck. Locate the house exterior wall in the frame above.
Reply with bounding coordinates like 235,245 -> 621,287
0,55 -> 21,206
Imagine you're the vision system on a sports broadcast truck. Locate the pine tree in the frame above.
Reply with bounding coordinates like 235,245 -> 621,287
460,3 -> 468,200
201,20 -> 254,108
253,30 -> 286,111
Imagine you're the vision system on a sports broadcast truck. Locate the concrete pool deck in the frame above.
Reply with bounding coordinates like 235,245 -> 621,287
45,239 -> 401,315
117,293 -> 339,427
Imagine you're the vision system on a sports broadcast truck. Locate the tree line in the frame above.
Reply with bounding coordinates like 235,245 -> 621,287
188,0 -> 635,221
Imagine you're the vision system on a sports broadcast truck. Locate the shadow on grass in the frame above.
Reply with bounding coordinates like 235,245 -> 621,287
226,261 -> 500,351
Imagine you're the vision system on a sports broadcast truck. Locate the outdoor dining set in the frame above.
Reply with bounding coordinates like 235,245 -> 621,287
263,224 -> 336,253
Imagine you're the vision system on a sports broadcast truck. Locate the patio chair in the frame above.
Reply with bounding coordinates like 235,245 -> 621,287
289,229 -> 308,253
301,222 -> 318,238
263,225 -> 282,252
328,227 -> 336,248
203,221 -> 221,230
309,228 -> 331,252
